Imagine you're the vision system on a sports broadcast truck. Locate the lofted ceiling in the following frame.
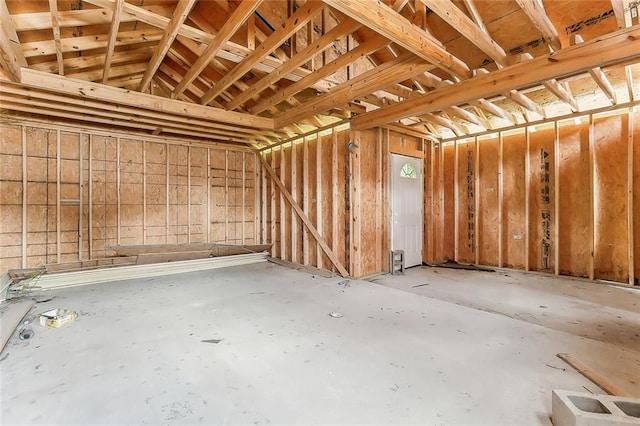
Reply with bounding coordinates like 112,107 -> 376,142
0,0 -> 639,148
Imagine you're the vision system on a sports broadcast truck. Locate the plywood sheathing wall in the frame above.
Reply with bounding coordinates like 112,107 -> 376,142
263,127 -> 428,277
425,109 -> 640,285
0,121 -> 257,275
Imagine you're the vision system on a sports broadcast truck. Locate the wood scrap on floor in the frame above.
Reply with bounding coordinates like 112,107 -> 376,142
267,257 -> 336,278
556,353 -> 631,397
423,261 -> 495,272
0,300 -> 35,353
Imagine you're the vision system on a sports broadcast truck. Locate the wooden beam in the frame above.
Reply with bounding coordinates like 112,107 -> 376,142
517,52 -> 579,111
251,34 -> 388,114
18,68 -> 274,129
498,132 -> 504,267
201,1 -> 324,106
461,0 -> 488,34
0,0 -> 27,82
571,34 -> 618,104
322,0 -> 471,79
513,0 -> 561,51
588,114 -> 595,281
139,0 -> 198,92
611,0 -> 633,29
508,89 -> 547,118
277,54 -> 434,127
21,126 -> 27,268
351,26 -> 640,130
227,18 -> 359,110
172,0 -> 262,99
419,0 -> 507,67
102,0 -> 125,84
259,153 -> 350,277
48,0 -> 65,75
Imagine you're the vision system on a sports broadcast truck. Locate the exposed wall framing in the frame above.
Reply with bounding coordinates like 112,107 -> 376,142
261,125 -> 425,277
0,119 -> 256,274
424,107 -> 640,285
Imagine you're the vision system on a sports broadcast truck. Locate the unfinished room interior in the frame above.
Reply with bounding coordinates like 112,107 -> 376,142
1,0 -> 639,424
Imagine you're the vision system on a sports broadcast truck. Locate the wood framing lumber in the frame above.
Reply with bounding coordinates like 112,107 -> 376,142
571,33 -> 618,104
16,68 -> 274,129
227,18 -> 359,110
419,0 -> 508,67
322,0 -> 471,79
277,54 -> 435,127
22,254 -> 268,291
200,1 -> 324,106
48,0 -> 64,75
0,0 -> 27,82
102,0 -> 124,83
556,353 -> 631,397
139,0 -> 198,92
251,34 -> 389,114
259,154 -> 350,277
0,301 -> 35,353
172,0 -> 262,98
266,257 -> 335,278
513,0 -> 562,50
350,25 -> 640,129
107,243 -> 272,256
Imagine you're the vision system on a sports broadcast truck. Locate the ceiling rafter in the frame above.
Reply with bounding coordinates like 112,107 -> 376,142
350,25 -> 640,130
200,1 -> 325,106
513,0 -> 562,51
277,54 -> 435,127
0,0 -> 27,82
21,29 -> 164,59
227,17 -> 360,111
571,34 -> 617,104
419,0 -> 508,67
251,33 -> 389,114
322,0 -> 471,79
102,0 -> 125,84
138,0 -> 199,93
47,0 -> 64,76
172,0 -> 263,99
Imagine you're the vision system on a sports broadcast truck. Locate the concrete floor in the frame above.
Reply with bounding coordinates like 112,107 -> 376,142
1,262 -> 638,425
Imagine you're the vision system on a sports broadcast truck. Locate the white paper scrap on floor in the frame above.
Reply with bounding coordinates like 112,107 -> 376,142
2,262 -> 638,425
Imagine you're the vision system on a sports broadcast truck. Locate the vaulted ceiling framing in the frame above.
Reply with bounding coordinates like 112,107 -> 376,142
1,0 -> 639,148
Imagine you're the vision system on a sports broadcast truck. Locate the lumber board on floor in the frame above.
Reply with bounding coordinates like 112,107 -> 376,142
0,300 -> 35,353
556,353 -> 631,397
136,251 -> 212,264
23,253 -> 268,291
107,243 -> 272,257
267,256 -> 335,278
45,257 -> 138,273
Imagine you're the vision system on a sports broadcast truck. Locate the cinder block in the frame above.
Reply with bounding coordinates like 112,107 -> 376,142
552,389 -> 640,426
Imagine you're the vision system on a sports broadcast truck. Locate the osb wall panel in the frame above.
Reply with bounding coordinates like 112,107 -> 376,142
429,110 -> 638,285
593,115 -> 629,282
0,121 -> 255,275
558,122 -> 590,278
502,131 -> 527,269
634,111 -> 640,283
442,144 -> 455,261
528,127 -> 556,273
477,137 -> 499,266
456,140 -> 476,263
356,129 -> 385,277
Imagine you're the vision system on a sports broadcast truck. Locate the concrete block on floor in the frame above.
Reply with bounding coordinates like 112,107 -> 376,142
552,389 -> 640,426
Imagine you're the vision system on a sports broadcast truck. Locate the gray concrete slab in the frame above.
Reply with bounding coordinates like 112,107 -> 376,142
1,263 -> 636,425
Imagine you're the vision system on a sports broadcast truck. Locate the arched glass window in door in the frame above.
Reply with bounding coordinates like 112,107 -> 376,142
400,163 -> 417,179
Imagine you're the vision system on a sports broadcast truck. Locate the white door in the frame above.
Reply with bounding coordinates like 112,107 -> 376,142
390,154 -> 423,268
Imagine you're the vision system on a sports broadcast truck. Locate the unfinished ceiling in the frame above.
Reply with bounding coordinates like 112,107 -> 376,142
0,0 -> 639,147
